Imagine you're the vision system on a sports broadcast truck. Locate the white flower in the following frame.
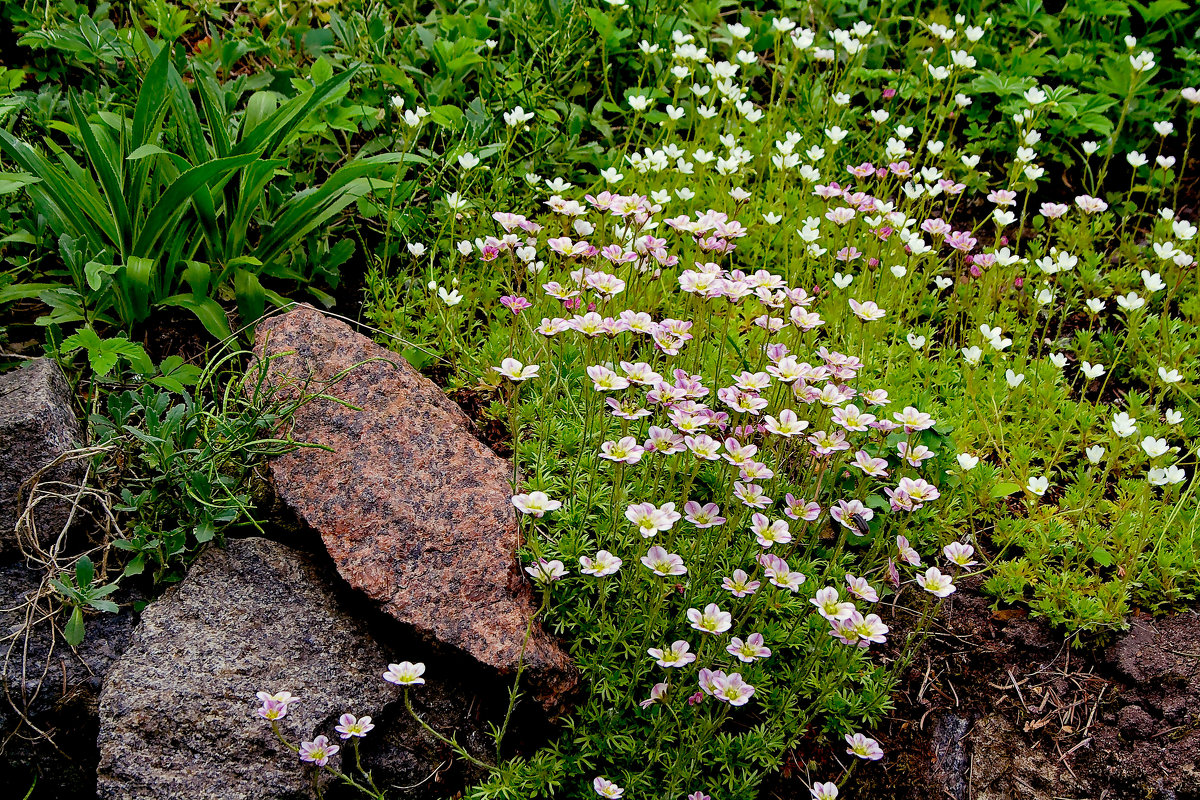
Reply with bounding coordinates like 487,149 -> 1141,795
1148,465 -> 1186,486
1115,292 -> 1145,311
600,167 -> 624,184
512,491 -> 562,517
438,287 -> 463,306
1112,412 -> 1138,438
1141,436 -> 1170,458
956,452 -> 979,471
1080,361 -> 1105,380
962,346 -> 983,365
1085,445 -> 1105,464
458,152 -> 481,169
1165,408 -> 1183,425
406,242 -> 427,257
504,106 -> 535,127
1004,369 -> 1025,388
494,358 -> 540,381
915,567 -> 956,597
1049,353 -> 1068,368
1026,476 -> 1049,496
1158,366 -> 1183,384
1126,151 -> 1149,168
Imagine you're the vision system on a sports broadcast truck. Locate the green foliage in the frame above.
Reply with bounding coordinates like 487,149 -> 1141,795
49,555 -> 120,645
1,45 -> 421,338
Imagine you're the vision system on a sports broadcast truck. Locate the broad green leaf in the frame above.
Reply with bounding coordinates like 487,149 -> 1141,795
0,173 -> 41,194
75,555 -> 95,588
64,607 -> 85,647
161,293 -> 233,340
991,482 -> 1022,498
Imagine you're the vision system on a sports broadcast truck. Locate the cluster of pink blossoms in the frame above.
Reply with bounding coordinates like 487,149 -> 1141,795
255,661 -> 425,769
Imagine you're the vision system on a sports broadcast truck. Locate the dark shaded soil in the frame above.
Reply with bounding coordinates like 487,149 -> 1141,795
768,581 -> 1200,800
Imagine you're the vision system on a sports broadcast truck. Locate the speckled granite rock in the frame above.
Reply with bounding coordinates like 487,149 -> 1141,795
253,305 -> 576,711
0,358 -> 85,551
1,559 -> 136,799
97,537 -> 492,800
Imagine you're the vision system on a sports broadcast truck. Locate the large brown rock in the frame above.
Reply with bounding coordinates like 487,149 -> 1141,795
254,305 -> 576,711
0,358 -> 85,551
96,537 -> 495,800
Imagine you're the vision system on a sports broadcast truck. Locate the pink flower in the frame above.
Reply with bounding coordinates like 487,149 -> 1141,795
525,558 -> 567,583
726,633 -> 772,662
943,541 -> 978,568
830,499 -> 873,531
648,640 -> 697,667
845,732 -> 885,760
500,295 -> 532,313
845,573 -> 878,603
713,672 -> 756,706
784,494 -> 821,521
811,780 -> 839,800
335,714 -> 375,739
255,690 -> 299,720
599,437 -> 645,464
641,546 -> 687,577
896,535 -> 921,566
640,682 -> 669,708
257,698 -> 289,720
687,602 -> 732,634
683,501 -> 726,527
722,569 -> 760,597
733,482 -> 771,508
593,777 -> 625,798
580,550 -> 622,577
849,298 -> 886,321
299,735 -> 340,766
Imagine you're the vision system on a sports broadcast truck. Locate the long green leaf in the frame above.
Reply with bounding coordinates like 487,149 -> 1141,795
133,152 -> 258,257
228,157 -> 286,258
131,45 -> 172,150
0,129 -> 117,251
195,66 -> 231,159
233,66 -> 359,159
256,152 -> 421,264
69,93 -> 132,256
165,61 -> 211,167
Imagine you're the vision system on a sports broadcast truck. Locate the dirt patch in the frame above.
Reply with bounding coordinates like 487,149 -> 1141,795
803,583 -> 1200,800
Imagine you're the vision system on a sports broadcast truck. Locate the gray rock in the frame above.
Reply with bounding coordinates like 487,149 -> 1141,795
0,358 -> 85,552
97,537 -> 496,800
0,557 -> 137,799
